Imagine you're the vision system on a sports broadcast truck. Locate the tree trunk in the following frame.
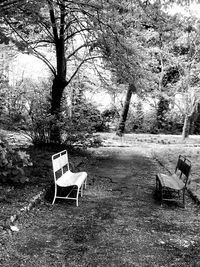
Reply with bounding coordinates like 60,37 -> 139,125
48,2 -> 67,143
116,83 -> 136,136
51,76 -> 67,115
182,115 -> 191,140
50,75 -> 68,143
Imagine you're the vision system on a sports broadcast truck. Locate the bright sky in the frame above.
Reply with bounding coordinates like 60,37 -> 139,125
168,2 -> 200,17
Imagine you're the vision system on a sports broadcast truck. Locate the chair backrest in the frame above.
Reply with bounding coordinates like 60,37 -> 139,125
175,155 -> 191,186
52,150 -> 69,180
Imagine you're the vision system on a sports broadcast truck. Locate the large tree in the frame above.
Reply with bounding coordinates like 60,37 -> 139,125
92,0 -> 149,135
1,0 -> 103,142
137,0 -> 200,138
169,15 -> 200,139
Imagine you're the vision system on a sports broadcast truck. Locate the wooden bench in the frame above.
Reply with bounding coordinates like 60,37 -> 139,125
156,155 -> 191,208
52,150 -> 87,207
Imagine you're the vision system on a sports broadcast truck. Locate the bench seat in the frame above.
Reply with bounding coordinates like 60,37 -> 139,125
56,170 -> 87,188
157,173 -> 185,191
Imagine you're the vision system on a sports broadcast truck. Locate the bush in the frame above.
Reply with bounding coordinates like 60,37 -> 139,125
101,106 -> 120,131
125,104 -> 184,135
0,79 -> 54,144
71,102 -> 105,132
63,132 -> 102,148
163,111 -> 183,134
0,134 -> 32,184
140,109 -> 158,134
62,102 -> 104,147
125,102 -> 145,133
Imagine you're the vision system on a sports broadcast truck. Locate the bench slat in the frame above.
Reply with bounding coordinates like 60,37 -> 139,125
53,157 -> 61,172
60,154 -> 69,168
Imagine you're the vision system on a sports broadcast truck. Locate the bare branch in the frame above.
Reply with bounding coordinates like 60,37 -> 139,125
65,43 -> 90,61
67,55 -> 103,84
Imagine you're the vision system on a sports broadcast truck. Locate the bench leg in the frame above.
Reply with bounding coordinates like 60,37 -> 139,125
52,184 -> 57,205
156,175 -> 163,207
81,184 -> 83,197
156,176 -> 162,205
160,187 -> 163,207
182,189 -> 186,208
76,186 -> 80,207
156,176 -> 159,192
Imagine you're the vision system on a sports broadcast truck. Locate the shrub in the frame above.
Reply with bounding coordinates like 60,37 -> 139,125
101,106 -> 120,131
62,102 -> 104,147
141,109 -> 158,134
163,110 -> 183,134
71,102 -> 105,132
0,134 -> 32,184
125,101 -> 144,133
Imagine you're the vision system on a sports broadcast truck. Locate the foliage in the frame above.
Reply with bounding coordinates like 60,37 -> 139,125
125,107 -> 156,134
72,102 -> 104,132
0,134 -> 32,184
0,0 -> 108,142
125,101 -> 144,133
190,105 -> 200,135
101,106 -> 120,131
136,1 -> 200,139
26,92 -> 53,145
157,96 -> 170,130
0,75 -> 104,147
1,1 -> 200,140
164,110 -> 184,134
63,101 -> 104,147
0,78 -> 54,144
125,100 -> 184,135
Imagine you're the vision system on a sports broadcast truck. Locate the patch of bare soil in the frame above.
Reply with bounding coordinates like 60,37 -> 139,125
1,145 -> 200,267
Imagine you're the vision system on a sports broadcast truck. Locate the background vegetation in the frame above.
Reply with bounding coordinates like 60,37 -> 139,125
1,0 -> 200,184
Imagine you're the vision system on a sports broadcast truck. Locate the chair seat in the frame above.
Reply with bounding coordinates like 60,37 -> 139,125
56,170 -> 87,188
157,173 -> 185,190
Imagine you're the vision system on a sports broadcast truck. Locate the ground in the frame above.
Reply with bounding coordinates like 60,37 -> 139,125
1,132 -> 200,266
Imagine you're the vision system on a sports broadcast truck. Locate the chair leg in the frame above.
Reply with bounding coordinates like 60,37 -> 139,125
52,184 -> 57,205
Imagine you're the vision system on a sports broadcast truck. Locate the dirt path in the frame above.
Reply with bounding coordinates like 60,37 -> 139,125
1,147 -> 200,267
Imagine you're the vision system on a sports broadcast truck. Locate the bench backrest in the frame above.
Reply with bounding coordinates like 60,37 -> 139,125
175,155 -> 191,186
52,150 -> 69,180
